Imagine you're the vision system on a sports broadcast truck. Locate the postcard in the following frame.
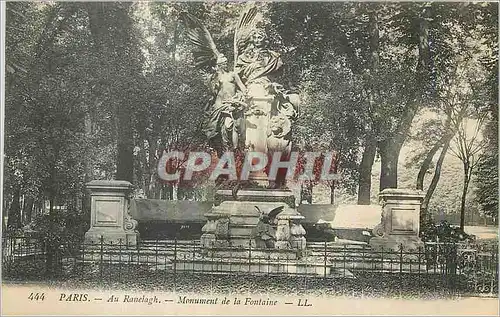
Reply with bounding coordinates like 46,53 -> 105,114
1,1 -> 498,316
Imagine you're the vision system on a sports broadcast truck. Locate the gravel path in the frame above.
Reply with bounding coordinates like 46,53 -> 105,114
4,272 -> 478,300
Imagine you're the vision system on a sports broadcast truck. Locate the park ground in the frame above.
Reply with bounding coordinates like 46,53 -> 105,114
2,280 -> 499,316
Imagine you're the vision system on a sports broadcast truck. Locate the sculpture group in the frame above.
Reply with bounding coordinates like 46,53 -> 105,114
179,5 -> 308,251
181,6 -> 299,189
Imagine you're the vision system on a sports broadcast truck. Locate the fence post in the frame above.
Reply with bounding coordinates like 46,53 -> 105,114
136,238 -> 140,269
286,251 -> 289,276
173,238 -> 177,292
155,238 -> 159,272
210,240 -> 214,275
81,238 -> 85,279
343,244 -> 346,278
267,254 -> 270,276
248,239 -> 252,273
108,241 -> 113,284
163,240 -> 167,286
43,237 -> 49,276
399,244 -> 403,274
418,245 -> 422,293
118,239 -> 122,282
191,240 -> 196,273
127,240 -> 131,279
450,243 -> 457,290
323,239 -> 327,279
381,246 -> 384,273
99,236 -> 104,280
492,244 -> 497,295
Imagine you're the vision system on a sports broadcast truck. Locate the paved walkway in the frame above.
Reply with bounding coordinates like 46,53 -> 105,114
464,226 -> 498,241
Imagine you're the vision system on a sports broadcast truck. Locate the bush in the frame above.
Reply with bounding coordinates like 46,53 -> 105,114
30,206 -> 89,254
421,219 -> 472,243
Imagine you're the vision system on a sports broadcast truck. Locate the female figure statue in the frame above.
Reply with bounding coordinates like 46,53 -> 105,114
180,9 -> 260,155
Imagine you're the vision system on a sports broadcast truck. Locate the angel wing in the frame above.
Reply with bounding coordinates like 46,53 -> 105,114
267,206 -> 284,220
180,12 -> 222,68
233,5 -> 259,71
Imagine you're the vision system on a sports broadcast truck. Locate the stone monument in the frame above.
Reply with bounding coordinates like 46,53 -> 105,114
370,188 -> 425,251
84,180 -> 139,246
181,5 -> 306,254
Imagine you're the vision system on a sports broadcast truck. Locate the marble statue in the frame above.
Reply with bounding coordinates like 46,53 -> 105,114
181,6 -> 299,186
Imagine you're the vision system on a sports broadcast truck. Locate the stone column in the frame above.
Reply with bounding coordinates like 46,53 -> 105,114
370,188 -> 425,251
84,180 -> 139,246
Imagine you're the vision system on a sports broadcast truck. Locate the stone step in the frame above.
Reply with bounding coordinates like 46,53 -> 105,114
174,258 -> 329,276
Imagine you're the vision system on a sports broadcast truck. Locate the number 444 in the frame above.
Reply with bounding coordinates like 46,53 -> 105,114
28,293 -> 45,301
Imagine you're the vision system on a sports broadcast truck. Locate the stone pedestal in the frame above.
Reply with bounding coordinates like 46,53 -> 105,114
201,212 -> 230,248
370,188 -> 424,252
201,188 -> 306,251
84,180 -> 139,246
245,94 -> 274,185
275,208 -> 306,250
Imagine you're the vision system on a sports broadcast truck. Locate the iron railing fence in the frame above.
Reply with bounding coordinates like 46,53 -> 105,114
2,235 -> 497,296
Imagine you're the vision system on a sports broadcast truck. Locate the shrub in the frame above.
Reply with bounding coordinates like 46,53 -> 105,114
30,206 -> 89,254
421,218 -> 472,243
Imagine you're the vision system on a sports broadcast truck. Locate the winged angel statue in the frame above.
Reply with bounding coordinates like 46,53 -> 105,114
181,6 -> 300,163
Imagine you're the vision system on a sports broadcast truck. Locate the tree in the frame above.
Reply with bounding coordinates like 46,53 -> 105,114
5,2 -> 91,228
408,2 -> 497,222
450,116 -> 487,230
475,113 -> 498,223
474,2 -> 499,224
132,2 -> 226,200
269,2 -> 434,198
85,2 -> 145,183
418,58 -> 487,216
297,55 -> 364,204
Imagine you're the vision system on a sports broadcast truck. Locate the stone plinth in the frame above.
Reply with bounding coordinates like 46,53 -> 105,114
201,212 -> 230,248
213,188 -> 296,207
201,188 -> 306,251
369,188 -> 424,251
84,180 -> 139,246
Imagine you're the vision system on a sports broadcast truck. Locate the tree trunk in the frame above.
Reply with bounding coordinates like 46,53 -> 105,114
116,103 -> 134,182
417,116 -> 455,190
357,8 -> 379,204
171,20 -> 179,61
417,141 -> 443,190
49,198 -> 54,217
330,181 -> 335,205
83,111 -> 93,213
307,183 -> 313,204
7,188 -> 22,230
460,164 -> 471,231
422,141 -> 450,210
358,138 -> 377,204
147,138 -> 158,198
136,136 -> 147,197
378,140 -> 402,190
116,146 -> 134,181
86,2 -> 135,183
172,183 -> 179,201
2,198 -> 10,232
378,4 -> 431,192
165,184 -> 173,200
23,196 -> 34,224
